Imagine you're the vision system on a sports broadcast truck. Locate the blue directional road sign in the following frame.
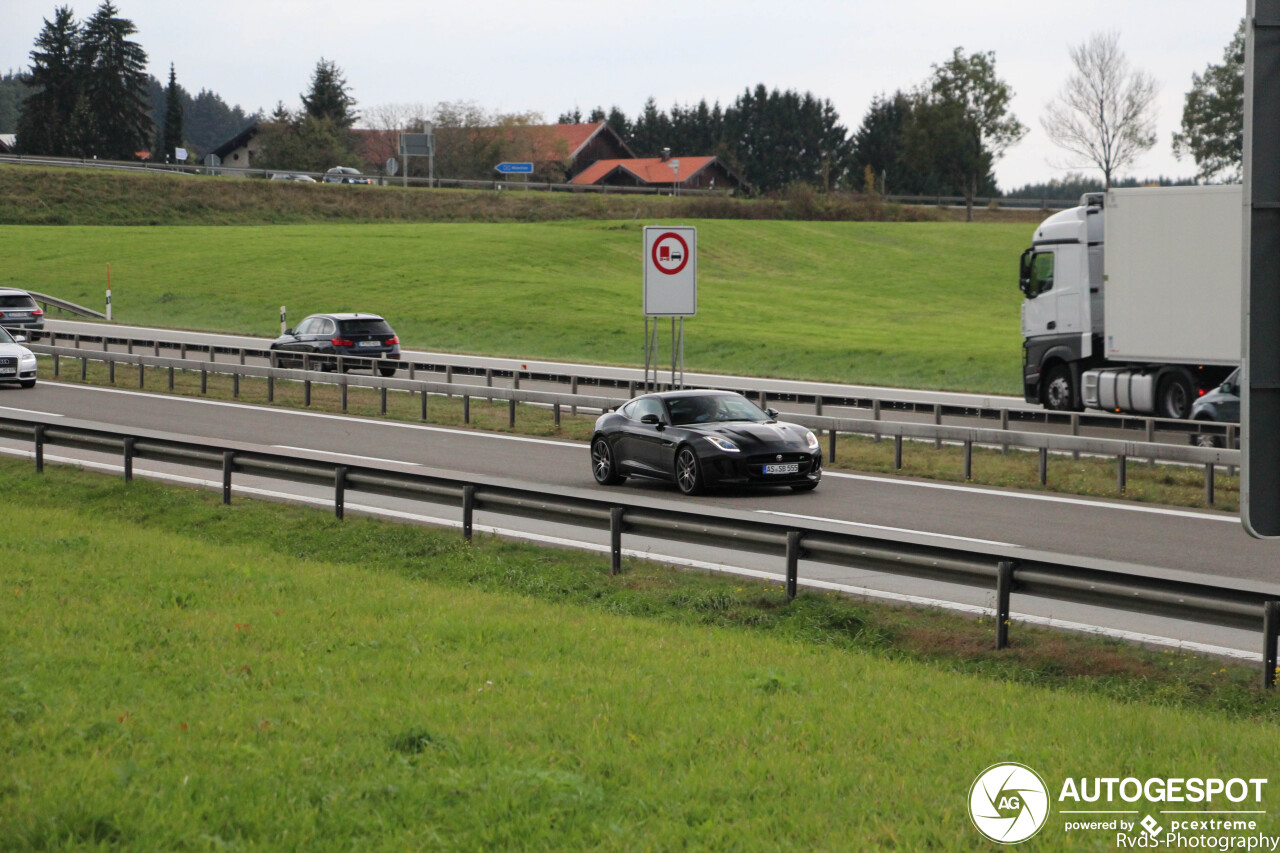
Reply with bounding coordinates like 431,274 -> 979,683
495,162 -> 534,174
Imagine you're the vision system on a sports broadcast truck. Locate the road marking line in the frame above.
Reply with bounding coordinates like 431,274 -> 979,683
754,509 -> 1018,547
0,406 -> 64,417
47,383 -> 584,447
824,470 -> 1238,523
272,445 -> 420,466
0,442 -> 1255,662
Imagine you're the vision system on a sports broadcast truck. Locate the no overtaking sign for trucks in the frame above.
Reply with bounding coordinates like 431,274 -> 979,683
643,226 -> 696,316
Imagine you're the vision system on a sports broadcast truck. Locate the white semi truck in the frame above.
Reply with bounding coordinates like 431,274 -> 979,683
1019,185 -> 1241,418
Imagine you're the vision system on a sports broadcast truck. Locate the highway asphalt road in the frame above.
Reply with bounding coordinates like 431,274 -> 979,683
3,380 -> 1275,657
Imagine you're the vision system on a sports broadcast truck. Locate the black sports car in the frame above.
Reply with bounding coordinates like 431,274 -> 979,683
590,389 -> 822,495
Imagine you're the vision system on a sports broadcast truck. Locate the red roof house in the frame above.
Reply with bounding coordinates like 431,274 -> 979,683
570,155 -> 746,192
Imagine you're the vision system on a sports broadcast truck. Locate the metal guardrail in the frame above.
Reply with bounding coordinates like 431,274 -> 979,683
1,410 -> 1277,685
24,290 -> 107,320
24,327 -> 1237,449
29,342 -> 1241,505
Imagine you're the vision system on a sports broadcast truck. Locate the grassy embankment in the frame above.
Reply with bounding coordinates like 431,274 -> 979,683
3,218 -> 1030,393
1,458 -> 1277,850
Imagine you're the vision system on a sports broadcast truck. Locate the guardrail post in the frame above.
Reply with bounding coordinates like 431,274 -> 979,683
828,428 -> 837,465
153,340 -> 160,357
513,370 -> 521,390
200,366 -> 207,394
485,367 -> 493,387
786,531 -> 802,601
508,399 -> 516,428
168,365 -> 174,391
759,390 -> 767,410
1228,426 -> 1238,477
233,373 -> 240,399
337,356 -> 345,374
873,399 -> 881,442
814,396 -> 823,416
934,404 -> 942,449
221,452 -> 234,505
1145,419 -> 1155,467
1000,408 -> 1009,455
81,355 -> 87,380
963,440 -> 973,480
34,424 -> 44,474
1038,448 -> 1048,485
571,376 -> 578,416
126,339 -> 133,354
180,343 -> 187,359
267,375 -> 274,402
123,436 -> 134,482
210,347 -> 216,363
74,333 -> 80,350
381,386 -> 388,415
52,353 -> 59,377
340,380 -> 347,412
446,365 -> 453,393
610,507 -> 625,574
1263,601 -> 1280,689
304,379 -> 310,407
894,434 -> 903,470
464,395 -> 471,424
138,363 -> 145,388
238,348 -> 246,366
334,466 -> 347,520
1117,454 -> 1127,494
1205,463 -> 1215,506
420,390 -> 427,421
996,560 -> 1015,650
554,402 -> 561,427
1071,414 -> 1080,460
628,380 -> 636,398
462,484 -> 476,542
108,360 -> 115,384
408,363 -> 415,381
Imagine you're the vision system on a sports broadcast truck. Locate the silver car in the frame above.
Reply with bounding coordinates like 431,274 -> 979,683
0,325 -> 38,388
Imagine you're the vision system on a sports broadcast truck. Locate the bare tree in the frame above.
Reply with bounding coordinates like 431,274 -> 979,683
1041,31 -> 1158,187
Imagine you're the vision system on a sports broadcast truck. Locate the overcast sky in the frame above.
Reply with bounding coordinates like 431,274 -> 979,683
1,0 -> 1245,190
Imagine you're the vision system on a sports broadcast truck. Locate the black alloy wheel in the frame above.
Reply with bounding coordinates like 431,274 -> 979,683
675,446 -> 703,495
591,437 -> 624,485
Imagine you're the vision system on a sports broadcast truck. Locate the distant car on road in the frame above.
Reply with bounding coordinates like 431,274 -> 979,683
269,313 -> 402,376
590,389 -> 822,495
323,166 -> 373,185
0,288 -> 44,332
1188,368 -> 1239,448
0,325 -> 38,388
271,172 -> 317,182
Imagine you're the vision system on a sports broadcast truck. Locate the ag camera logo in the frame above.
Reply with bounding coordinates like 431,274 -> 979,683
969,763 -> 1051,844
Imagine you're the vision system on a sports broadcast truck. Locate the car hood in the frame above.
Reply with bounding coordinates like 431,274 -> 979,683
685,420 -> 812,450
0,341 -> 33,359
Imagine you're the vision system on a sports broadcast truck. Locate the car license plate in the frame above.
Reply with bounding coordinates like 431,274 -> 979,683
357,340 -> 380,348
0,368 -> 15,375
763,463 -> 799,475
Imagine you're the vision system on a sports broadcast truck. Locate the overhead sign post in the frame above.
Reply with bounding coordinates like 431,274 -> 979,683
1242,0 -> 1280,538
642,225 -> 697,390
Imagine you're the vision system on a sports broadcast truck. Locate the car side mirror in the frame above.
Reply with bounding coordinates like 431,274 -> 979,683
1221,382 -> 1235,395
13,335 -> 26,343
766,408 -> 779,419
640,414 -> 661,425
284,328 -> 294,336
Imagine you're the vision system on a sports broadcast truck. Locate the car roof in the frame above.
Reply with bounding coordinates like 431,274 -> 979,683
0,288 -> 33,296
304,312 -> 387,321
636,389 -> 742,401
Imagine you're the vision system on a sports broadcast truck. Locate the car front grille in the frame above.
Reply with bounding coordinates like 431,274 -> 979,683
0,357 -> 16,368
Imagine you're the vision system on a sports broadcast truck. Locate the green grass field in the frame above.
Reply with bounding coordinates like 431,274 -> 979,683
3,217 -> 1031,393
2,459 -> 1278,850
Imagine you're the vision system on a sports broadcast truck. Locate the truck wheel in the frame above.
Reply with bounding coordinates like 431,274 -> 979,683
1043,365 -> 1078,411
1158,373 -> 1194,419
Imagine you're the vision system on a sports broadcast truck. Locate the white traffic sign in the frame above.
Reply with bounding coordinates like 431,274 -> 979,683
643,225 -> 697,316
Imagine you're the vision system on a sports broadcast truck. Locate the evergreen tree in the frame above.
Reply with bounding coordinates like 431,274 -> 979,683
0,71 -> 30,134
301,58 -> 357,127
14,6 -> 83,155
851,92 -> 913,194
160,63 -> 184,159
1172,20 -> 1244,183
722,85 -> 853,192
79,1 -> 152,159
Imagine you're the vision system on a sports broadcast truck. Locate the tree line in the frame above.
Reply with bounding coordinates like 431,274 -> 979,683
6,4 -> 1247,198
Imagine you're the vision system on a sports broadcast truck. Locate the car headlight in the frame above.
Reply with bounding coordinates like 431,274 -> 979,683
19,352 -> 36,363
703,435 -> 740,453
804,430 -> 820,451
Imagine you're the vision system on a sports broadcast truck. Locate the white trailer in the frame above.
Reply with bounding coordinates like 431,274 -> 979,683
1019,185 -> 1241,418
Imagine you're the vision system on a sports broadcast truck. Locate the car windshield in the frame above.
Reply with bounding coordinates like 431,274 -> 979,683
667,394 -> 768,425
0,326 -> 14,343
338,319 -> 394,336
0,295 -> 36,308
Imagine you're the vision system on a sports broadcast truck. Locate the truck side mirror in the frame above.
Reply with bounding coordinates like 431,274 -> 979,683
1019,249 -> 1035,298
